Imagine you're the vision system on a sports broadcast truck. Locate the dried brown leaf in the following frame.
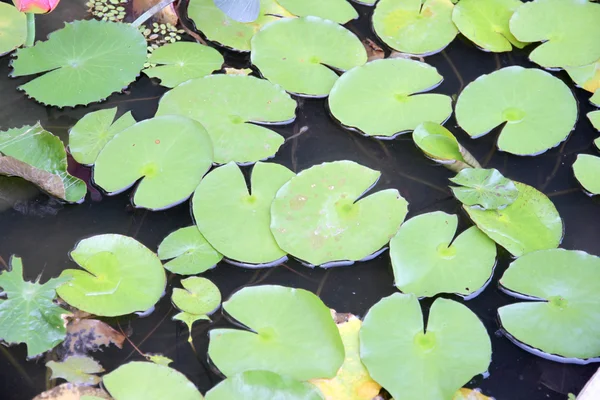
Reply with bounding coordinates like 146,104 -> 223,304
32,383 -> 110,400
0,155 -> 65,199
363,39 -> 385,62
61,318 -> 125,357
224,67 -> 253,76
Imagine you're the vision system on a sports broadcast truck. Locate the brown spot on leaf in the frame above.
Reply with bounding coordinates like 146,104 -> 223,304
60,317 -> 125,358
0,155 -> 66,199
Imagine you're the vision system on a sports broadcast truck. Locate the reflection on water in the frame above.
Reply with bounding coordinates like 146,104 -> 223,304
1,0 -> 600,399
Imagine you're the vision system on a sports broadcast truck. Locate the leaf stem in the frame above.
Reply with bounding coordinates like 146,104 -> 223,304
131,0 -> 177,28
25,13 -> 35,47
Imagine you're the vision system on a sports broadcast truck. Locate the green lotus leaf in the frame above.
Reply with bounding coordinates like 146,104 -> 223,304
0,3 -> 26,56
188,0 -> 292,52
360,293 -> 492,400
329,59 -> 453,138
57,234 -> 166,317
455,66 -> 577,156
0,124 -> 86,203
498,249 -> 600,362
193,162 -> 293,266
463,182 -> 563,257
173,311 -> 210,342
158,226 -> 223,275
143,42 -> 224,88
46,356 -> 104,386
0,256 -> 69,358
172,277 -> 221,316
372,0 -> 458,56
205,370 -> 324,400
566,59 -> 600,94
250,17 -> 367,97
156,75 -> 295,164
208,285 -> 344,381
93,116 -> 213,210
508,0 -> 600,68
450,168 -> 518,210
390,211 -> 496,298
573,154 -> 600,196
276,0 -> 358,23
271,161 -> 408,267
103,362 -> 204,400
69,108 -> 136,166
10,20 -> 147,107
452,0 -> 525,52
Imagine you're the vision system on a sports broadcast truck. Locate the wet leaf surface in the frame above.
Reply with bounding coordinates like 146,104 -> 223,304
158,226 -> 223,275
47,356 -> 104,386
449,168 -> 518,210
573,154 -> 600,195
172,277 -> 221,316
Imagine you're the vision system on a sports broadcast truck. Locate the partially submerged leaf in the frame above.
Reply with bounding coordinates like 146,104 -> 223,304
145,354 -> 173,366
0,124 -> 87,203
449,168 -> 519,210
0,256 -> 70,358
158,226 -> 223,275
276,0 -> 358,24
224,67 -> 252,75
573,154 -> 600,195
61,317 -> 125,357
566,59 -> 600,94
32,383 -> 110,400
172,277 -> 221,316
47,356 -> 104,386
0,3 -> 27,56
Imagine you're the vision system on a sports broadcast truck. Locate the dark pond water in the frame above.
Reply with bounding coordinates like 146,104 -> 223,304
1,1 -> 599,399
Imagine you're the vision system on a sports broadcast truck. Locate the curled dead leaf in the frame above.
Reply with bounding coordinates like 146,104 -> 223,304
60,317 -> 125,357
224,67 -> 253,76
363,39 -> 385,62
32,383 -> 110,400
0,155 -> 65,199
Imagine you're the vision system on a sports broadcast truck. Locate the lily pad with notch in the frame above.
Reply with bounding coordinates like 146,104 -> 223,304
172,277 -> 221,316
46,356 -> 104,386
10,20 -> 147,107
498,249 -> 600,363
156,75 -> 295,164
360,293 -> 492,400
455,66 -> 577,156
573,154 -> 600,196
56,234 -> 166,317
158,226 -> 223,275
93,116 -> 213,210
192,162 -> 294,267
270,160 -> 409,267
250,16 -> 367,97
450,168 -> 518,210
276,0 -> 358,24
372,0 -> 458,56
329,59 -> 453,138
390,211 -> 497,299
208,285 -> 344,381
0,3 -> 26,56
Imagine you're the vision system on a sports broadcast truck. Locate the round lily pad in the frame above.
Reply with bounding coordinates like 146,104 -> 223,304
455,66 -> 577,156
509,0 -> 600,68
463,182 -> 563,257
390,212 -> 497,298
329,59 -> 453,138
57,234 -> 166,317
0,3 -> 26,56
360,293 -> 492,400
103,362 -> 203,400
93,116 -> 213,210
10,20 -> 147,107
205,370 -> 324,400
193,162 -> 294,267
158,226 -> 223,275
372,0 -> 458,56
498,249 -> 600,363
277,0 -> 358,24
143,42 -> 223,88
566,59 -> 600,94
573,154 -> 600,196
270,161 -> 409,267
250,17 -> 367,97
450,168 -> 518,210
452,0 -> 525,52
208,285 -> 344,381
172,277 -> 221,315
156,75 -> 296,164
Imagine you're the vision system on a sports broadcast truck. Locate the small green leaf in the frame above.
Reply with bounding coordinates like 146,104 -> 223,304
276,0 -> 358,23
145,354 -> 173,366
172,277 -> 221,316
450,168 -> 519,210
573,154 -> 600,195
0,3 -> 26,56
173,311 -> 210,342
46,356 -> 104,386
158,227 -> 223,275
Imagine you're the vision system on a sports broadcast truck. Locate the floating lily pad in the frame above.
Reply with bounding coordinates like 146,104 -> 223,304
69,108 -> 136,166
498,249 -> 600,362
11,20 -> 147,107
193,162 -> 293,266
413,122 -> 481,172
172,277 -> 221,316
450,168 -> 518,210
57,234 -> 166,317
573,154 -> 600,196
143,42 -> 224,88
452,0 -> 525,52
208,285 -> 344,380
276,0 -> 358,23
93,116 -> 213,210
250,17 -> 367,97
156,75 -> 295,164
103,362 -> 204,400
188,0 -> 291,52
271,161 -> 408,267
214,0 -> 260,23
158,227 -> 223,275
329,59 -> 452,138
509,0 -> 600,69
360,293 -> 492,400
0,124 -> 87,203
206,370 -> 324,400
390,212 -> 496,298
455,66 -> 577,156
566,59 -> 600,94
372,0 -> 458,56
46,356 -> 104,386
463,182 -> 563,257
0,3 -> 26,56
